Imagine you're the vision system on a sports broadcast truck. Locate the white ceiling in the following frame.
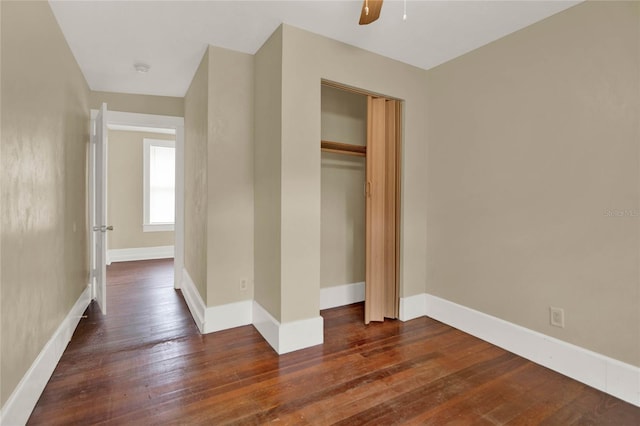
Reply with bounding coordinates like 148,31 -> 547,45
48,0 -> 581,98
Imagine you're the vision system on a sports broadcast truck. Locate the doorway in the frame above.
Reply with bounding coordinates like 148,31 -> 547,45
106,128 -> 176,265
320,82 -> 402,324
89,107 -> 185,315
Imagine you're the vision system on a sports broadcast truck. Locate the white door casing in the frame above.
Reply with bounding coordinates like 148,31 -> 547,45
89,109 -> 185,292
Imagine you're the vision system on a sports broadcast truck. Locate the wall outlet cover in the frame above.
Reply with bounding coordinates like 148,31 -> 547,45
550,306 -> 565,328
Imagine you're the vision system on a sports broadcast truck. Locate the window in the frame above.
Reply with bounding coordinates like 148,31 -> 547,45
143,138 -> 175,232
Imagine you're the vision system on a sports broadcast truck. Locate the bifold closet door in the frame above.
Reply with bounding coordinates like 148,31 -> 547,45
365,97 -> 400,324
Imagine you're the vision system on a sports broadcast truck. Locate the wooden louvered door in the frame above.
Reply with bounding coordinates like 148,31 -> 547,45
365,96 -> 400,324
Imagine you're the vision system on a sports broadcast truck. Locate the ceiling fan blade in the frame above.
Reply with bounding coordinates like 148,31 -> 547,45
359,0 -> 383,25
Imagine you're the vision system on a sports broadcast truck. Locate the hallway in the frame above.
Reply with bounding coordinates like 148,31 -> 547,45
28,259 -> 201,423
28,260 -> 639,424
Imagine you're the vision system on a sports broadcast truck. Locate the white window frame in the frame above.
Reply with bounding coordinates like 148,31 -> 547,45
143,138 -> 176,232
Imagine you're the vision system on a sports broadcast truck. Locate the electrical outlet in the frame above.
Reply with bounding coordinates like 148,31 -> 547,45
240,279 -> 247,291
550,307 -> 565,328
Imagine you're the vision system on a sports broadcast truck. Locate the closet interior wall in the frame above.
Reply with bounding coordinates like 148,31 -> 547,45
320,85 -> 367,291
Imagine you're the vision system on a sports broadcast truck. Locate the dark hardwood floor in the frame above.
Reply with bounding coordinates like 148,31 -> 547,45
29,259 -> 639,425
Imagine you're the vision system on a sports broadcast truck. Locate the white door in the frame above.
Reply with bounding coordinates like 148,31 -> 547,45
92,103 -> 109,315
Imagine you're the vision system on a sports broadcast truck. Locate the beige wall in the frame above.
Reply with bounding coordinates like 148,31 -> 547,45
91,91 -> 183,117
183,45 -> 255,308
206,45 -> 254,306
320,85 -> 366,288
1,0 -> 90,406
184,50 -> 209,300
107,130 -> 174,250
254,28 -> 283,319
277,25 -> 429,322
425,1 -> 640,366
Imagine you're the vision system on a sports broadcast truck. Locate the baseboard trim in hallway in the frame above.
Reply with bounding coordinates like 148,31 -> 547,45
107,245 -> 174,265
1,285 -> 91,426
180,267 -> 324,354
179,268 -> 206,332
180,268 -> 254,334
180,269 -> 356,352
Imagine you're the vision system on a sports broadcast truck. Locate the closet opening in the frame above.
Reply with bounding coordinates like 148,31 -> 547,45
320,81 -> 402,324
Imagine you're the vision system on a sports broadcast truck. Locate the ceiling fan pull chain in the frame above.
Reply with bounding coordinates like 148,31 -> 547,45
403,0 -> 407,21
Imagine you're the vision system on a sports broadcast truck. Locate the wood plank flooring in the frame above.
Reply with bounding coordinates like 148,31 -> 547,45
28,259 -> 639,425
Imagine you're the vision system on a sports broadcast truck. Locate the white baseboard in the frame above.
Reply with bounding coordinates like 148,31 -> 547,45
320,281 -> 365,310
180,268 -> 252,334
204,300 -> 253,333
180,268 -> 205,333
1,284 -> 92,425
180,274 -> 322,353
252,301 -> 324,354
252,301 -> 280,352
399,293 -> 427,322
399,293 -> 640,407
107,245 -> 174,264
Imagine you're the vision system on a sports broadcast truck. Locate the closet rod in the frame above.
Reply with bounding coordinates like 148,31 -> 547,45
321,140 -> 367,157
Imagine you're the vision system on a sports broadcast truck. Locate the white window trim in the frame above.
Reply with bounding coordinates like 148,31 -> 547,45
143,138 -> 176,232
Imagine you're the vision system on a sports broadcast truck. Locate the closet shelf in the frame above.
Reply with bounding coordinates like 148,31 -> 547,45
321,140 -> 367,157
